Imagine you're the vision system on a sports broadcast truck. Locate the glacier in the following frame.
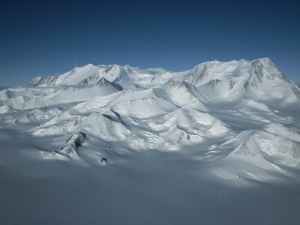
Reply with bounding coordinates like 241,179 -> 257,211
1,58 -> 300,225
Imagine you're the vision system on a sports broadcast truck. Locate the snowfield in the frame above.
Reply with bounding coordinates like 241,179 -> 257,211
1,58 -> 300,225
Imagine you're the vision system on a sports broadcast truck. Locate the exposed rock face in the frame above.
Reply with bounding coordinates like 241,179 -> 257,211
54,132 -> 88,157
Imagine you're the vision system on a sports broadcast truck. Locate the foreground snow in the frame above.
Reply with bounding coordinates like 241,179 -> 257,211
1,58 -> 300,224
1,130 -> 300,225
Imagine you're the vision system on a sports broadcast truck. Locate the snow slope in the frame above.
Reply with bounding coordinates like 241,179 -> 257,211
1,58 -> 300,224
1,58 -> 300,166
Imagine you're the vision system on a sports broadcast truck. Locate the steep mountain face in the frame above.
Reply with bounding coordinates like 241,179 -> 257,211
1,58 -> 300,178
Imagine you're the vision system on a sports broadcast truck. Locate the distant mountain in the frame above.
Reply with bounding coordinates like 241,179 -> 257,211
0,86 -> 10,91
1,58 -> 300,178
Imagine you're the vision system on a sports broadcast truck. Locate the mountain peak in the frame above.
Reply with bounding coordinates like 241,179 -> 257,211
27,76 -> 43,86
1,58 -> 300,181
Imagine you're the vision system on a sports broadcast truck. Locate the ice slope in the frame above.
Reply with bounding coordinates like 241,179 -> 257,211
1,58 -> 300,179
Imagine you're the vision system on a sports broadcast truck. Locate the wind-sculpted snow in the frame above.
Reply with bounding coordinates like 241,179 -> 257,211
1,58 -> 300,179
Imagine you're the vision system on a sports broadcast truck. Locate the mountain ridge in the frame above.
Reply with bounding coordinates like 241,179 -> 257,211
1,58 -> 300,179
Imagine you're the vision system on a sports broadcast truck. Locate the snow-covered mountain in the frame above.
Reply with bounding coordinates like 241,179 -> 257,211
1,58 -> 300,175
2,58 -> 300,225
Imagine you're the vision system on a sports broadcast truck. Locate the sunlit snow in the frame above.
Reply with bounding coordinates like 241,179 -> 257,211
1,58 -> 300,225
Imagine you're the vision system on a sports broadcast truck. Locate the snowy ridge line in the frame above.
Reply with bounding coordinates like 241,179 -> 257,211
0,58 -> 300,176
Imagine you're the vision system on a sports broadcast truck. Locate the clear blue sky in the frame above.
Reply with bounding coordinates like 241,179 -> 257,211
1,0 -> 299,86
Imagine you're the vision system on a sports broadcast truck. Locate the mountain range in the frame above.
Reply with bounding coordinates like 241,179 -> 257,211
1,58 -> 300,224
1,58 -> 300,178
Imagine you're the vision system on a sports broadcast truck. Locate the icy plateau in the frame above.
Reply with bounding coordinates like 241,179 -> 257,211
1,58 -> 300,179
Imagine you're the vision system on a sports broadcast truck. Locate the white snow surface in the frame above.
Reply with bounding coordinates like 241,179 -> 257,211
1,58 -> 300,225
